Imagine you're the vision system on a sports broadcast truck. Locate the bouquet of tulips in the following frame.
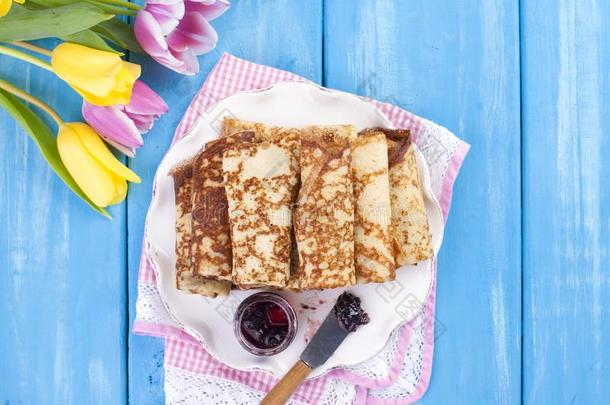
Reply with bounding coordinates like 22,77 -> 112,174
0,0 -> 229,216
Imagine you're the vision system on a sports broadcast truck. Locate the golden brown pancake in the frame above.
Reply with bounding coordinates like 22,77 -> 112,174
351,132 -> 395,283
222,117 -> 357,144
191,131 -> 256,281
223,134 -> 300,288
222,117 -> 273,141
362,128 -> 433,265
290,134 -> 356,290
170,160 -> 231,297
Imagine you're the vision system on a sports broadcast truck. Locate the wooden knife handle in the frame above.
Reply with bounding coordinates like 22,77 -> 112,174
260,360 -> 312,405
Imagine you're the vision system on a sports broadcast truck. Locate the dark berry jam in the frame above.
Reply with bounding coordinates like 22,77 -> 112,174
241,302 -> 289,349
333,292 -> 370,332
234,293 -> 297,355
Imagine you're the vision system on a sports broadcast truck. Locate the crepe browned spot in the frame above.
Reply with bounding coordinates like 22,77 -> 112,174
290,134 -> 356,290
191,131 -> 256,282
170,160 -> 230,298
361,128 -> 433,265
351,133 -> 395,283
223,134 -> 300,288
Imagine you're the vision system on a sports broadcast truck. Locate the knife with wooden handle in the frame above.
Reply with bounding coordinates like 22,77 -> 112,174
260,306 -> 351,405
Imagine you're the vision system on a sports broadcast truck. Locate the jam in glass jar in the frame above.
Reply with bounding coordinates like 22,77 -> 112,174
233,292 -> 297,356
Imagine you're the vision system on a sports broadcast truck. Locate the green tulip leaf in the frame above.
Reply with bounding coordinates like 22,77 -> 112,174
95,18 -> 144,54
25,0 -> 138,17
0,89 -> 110,218
60,30 -> 124,55
0,3 -> 114,42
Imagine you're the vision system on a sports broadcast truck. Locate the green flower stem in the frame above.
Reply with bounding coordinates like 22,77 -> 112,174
86,0 -> 139,16
0,45 -> 53,72
91,0 -> 142,11
11,41 -> 53,58
0,79 -> 64,126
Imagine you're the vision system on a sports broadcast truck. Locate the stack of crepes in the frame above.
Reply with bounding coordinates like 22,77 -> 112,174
170,118 -> 434,297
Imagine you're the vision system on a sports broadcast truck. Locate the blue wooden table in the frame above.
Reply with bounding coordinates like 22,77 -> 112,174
2,1 -> 609,404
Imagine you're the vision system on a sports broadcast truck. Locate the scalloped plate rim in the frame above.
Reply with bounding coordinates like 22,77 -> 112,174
143,81 -> 444,379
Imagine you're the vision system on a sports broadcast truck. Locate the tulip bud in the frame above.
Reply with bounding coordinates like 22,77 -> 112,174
82,80 -> 168,157
51,43 -> 141,106
57,123 -> 140,207
134,0 -> 228,75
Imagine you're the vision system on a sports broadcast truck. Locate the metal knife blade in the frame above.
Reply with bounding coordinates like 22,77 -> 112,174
299,309 -> 349,369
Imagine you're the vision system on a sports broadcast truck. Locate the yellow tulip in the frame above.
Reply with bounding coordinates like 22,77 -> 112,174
0,0 -> 24,17
57,123 -> 140,207
51,43 -> 141,106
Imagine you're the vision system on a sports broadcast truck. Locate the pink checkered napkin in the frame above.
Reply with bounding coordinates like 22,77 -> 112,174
134,53 -> 469,404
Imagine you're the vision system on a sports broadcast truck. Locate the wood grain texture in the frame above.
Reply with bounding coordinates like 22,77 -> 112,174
126,1 -> 322,403
521,0 -> 610,403
260,360 -> 312,405
325,1 -> 521,403
0,41 -> 127,404
2,1 -> 610,403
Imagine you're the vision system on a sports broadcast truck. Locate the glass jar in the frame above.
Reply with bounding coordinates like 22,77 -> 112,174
233,292 -> 298,356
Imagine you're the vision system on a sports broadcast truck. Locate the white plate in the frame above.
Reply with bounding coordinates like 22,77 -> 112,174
144,82 -> 444,378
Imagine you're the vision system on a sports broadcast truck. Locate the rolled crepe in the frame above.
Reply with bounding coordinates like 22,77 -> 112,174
362,128 -> 433,265
223,134 -> 300,288
172,161 -> 193,278
191,131 -> 256,281
291,135 -> 356,290
171,160 -> 231,298
222,118 -> 357,144
222,117 -> 272,140
351,133 -> 395,283
176,271 -> 232,298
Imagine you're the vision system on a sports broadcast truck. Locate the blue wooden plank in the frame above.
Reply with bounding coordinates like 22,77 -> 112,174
521,1 -> 610,403
325,1 -> 521,403
0,43 -> 127,404
126,1 -> 323,403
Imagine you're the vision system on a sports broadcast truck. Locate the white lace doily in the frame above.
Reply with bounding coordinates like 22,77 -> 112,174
165,366 -> 362,405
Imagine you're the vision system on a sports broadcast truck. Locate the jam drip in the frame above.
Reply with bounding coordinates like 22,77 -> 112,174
333,292 -> 370,332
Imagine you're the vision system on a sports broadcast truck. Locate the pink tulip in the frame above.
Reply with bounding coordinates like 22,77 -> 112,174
82,81 -> 168,157
134,0 -> 230,75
